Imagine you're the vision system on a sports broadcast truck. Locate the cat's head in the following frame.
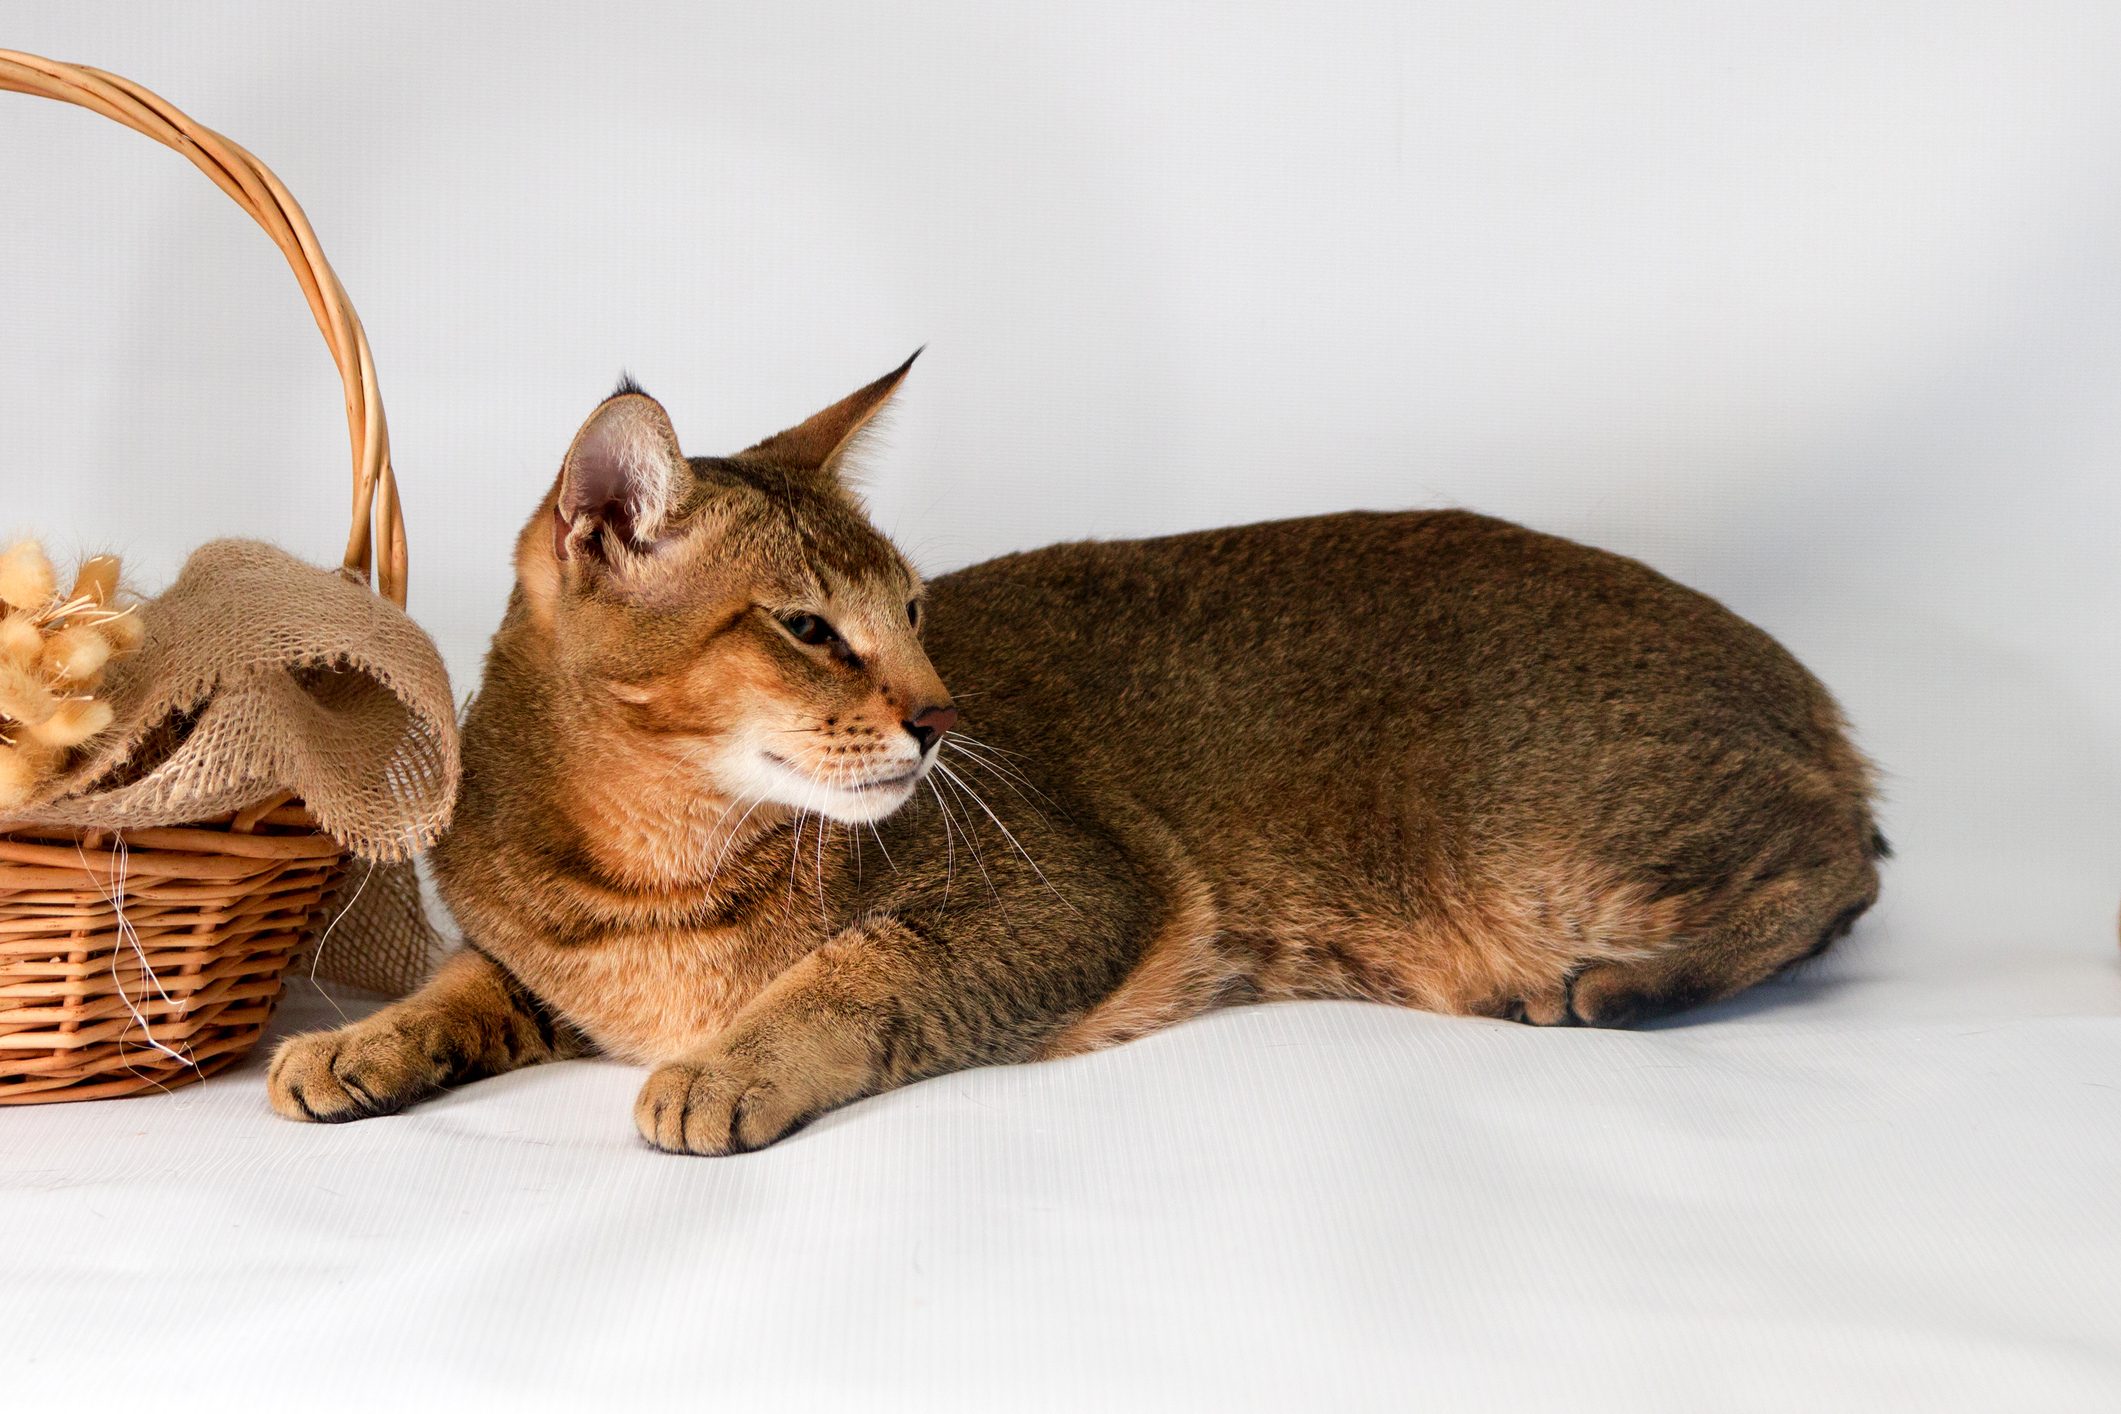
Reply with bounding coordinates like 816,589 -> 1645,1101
513,353 -> 953,825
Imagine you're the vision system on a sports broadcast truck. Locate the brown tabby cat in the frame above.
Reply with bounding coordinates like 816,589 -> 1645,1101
268,356 -> 1884,1153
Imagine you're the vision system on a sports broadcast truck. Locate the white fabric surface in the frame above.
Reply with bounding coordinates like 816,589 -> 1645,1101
6,828 -> 2119,1411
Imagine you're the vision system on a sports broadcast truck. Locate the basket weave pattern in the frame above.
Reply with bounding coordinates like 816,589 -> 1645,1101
0,803 -> 347,1103
0,51 -> 410,1104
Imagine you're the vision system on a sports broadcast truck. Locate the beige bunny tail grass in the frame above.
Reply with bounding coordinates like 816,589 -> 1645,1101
0,733 -> 62,809
0,612 -> 40,666
0,656 -> 56,727
0,540 -> 56,612
0,741 -> 39,810
40,624 -> 112,683
69,554 -> 121,607
27,696 -> 114,749
94,605 -> 146,653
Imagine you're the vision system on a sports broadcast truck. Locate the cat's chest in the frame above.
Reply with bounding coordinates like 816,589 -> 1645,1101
503,915 -> 825,1065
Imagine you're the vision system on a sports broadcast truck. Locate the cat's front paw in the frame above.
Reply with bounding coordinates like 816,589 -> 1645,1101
266,1022 -> 442,1123
634,1051 -> 817,1155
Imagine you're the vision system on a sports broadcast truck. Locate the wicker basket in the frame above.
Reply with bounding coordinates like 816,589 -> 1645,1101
0,51 -> 407,1104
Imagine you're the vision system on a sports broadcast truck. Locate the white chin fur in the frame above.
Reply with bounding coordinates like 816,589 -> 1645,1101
718,748 -> 925,825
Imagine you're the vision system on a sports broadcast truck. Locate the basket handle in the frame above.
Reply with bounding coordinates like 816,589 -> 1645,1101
0,49 -> 407,607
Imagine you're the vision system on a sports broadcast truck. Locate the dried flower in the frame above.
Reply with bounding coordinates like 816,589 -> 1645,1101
0,613 -> 41,666
0,541 -> 56,613
0,541 -> 143,811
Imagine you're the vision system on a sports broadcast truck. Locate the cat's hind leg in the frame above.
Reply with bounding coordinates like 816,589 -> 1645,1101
1508,820 -> 1884,1028
1562,857 -> 1878,1027
268,946 -> 583,1122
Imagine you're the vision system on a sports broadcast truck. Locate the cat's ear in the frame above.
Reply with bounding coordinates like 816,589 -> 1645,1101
552,380 -> 689,562
734,349 -> 921,483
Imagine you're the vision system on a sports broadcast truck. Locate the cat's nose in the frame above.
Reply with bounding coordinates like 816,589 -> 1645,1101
903,703 -> 959,753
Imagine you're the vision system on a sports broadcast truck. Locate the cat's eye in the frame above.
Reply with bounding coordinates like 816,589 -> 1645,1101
906,600 -> 921,628
779,612 -> 839,647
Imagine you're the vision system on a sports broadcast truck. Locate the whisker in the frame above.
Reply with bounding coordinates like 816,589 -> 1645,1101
937,760 -> 1077,914
813,767 -> 833,924
945,749 -> 1053,824
950,748 -> 1073,826
942,736 -> 1030,779
945,741 -> 1052,797
705,792 -> 770,883
943,741 -> 1062,822
788,776 -> 820,904
926,777 -> 955,909
934,769 -> 1000,907
948,730 -> 1031,763
866,815 -> 897,873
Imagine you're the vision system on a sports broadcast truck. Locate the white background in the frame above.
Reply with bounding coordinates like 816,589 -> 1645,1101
4,5 -> 2120,1409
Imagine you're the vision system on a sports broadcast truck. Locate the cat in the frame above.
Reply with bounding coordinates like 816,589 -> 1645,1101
268,355 -> 1885,1153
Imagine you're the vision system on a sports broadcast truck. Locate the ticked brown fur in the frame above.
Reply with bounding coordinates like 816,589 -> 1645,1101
270,359 -> 1883,1152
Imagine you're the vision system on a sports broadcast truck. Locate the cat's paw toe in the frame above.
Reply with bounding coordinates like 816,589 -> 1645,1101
268,1030 -> 369,1122
634,1055 -> 809,1156
266,1025 -> 431,1123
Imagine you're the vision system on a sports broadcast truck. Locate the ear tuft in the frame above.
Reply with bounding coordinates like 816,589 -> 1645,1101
610,370 -> 647,400
555,389 -> 687,561
735,348 -> 922,482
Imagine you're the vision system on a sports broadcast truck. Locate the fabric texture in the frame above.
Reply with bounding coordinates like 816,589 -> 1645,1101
6,538 -> 459,994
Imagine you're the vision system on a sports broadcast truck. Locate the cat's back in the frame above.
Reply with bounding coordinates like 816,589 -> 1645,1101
923,509 -> 1869,897
934,508 -> 1747,661
926,508 -> 1835,761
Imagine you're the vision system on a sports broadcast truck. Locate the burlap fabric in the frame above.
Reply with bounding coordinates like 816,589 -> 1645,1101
5,538 -> 459,997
